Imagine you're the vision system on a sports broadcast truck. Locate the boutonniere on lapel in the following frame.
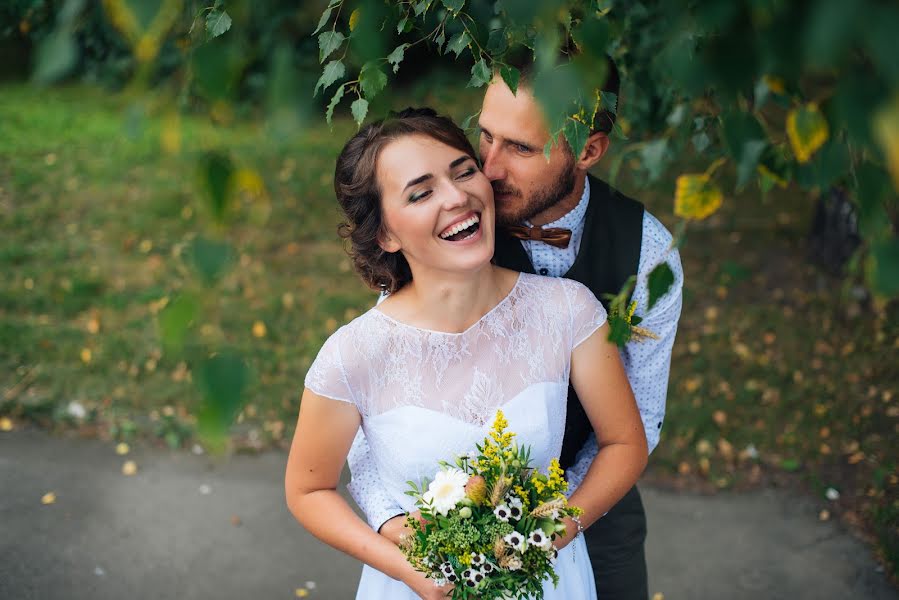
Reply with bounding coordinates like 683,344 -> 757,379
604,276 -> 660,347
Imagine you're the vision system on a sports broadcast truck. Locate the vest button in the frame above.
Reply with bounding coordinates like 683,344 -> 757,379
539,268 -> 549,276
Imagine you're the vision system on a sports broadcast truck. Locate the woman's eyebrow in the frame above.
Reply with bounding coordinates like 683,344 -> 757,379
449,155 -> 471,169
403,173 -> 432,191
403,156 -> 472,191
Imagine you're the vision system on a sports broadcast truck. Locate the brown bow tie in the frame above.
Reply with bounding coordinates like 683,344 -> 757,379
502,225 -> 572,249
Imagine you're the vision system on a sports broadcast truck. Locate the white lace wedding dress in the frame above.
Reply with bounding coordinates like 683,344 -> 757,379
304,273 -> 605,600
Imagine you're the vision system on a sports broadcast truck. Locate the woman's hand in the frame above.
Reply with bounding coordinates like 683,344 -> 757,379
406,571 -> 454,600
380,510 -> 427,546
551,516 -> 580,552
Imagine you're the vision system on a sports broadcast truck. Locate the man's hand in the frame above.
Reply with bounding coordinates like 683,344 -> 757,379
379,510 -> 427,546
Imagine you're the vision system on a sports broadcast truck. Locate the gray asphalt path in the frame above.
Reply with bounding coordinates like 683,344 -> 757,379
1,428 -> 895,600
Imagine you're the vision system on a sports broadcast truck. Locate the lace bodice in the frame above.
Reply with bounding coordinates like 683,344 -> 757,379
304,273 -> 607,425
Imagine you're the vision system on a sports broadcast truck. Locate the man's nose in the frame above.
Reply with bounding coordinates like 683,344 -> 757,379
480,145 -> 506,182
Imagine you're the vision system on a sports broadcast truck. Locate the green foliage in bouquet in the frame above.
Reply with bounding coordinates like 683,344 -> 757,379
402,410 -> 582,600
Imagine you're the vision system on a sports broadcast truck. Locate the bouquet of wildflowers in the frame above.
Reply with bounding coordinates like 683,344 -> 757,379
401,410 -> 582,599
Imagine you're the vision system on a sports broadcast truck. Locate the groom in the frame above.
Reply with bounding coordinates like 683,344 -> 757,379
348,58 -> 683,600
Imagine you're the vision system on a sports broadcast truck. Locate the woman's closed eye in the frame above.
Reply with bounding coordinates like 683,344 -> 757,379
455,167 -> 477,180
409,189 -> 431,203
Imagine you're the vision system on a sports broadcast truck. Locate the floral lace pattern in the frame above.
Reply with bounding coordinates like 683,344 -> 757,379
304,273 -> 607,426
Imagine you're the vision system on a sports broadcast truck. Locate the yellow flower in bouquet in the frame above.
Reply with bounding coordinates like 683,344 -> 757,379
401,411 -> 582,599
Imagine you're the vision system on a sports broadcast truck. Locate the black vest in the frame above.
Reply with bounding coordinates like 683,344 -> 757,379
493,174 -> 645,470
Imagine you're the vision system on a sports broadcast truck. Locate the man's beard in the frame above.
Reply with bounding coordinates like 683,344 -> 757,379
493,157 -> 577,226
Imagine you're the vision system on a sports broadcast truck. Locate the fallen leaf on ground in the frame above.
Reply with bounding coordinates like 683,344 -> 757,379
0,417 -> 12,431
252,321 -> 267,338
42,492 -> 56,505
115,443 -> 130,455
122,461 -> 138,476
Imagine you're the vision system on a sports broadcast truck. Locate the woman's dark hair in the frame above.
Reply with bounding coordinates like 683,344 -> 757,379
334,107 -> 478,293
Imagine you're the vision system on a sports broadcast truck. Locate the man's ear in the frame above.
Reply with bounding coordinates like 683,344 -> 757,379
576,131 -> 610,170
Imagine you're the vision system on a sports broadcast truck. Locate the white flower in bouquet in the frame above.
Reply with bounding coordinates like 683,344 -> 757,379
507,495 -> 524,520
503,531 -> 527,553
494,503 -> 511,522
527,529 -> 553,551
422,468 -> 469,516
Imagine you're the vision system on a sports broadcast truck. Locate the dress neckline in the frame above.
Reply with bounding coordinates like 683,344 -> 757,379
370,272 -> 523,336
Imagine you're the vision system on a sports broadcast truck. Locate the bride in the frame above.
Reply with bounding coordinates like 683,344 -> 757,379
284,107 -> 648,599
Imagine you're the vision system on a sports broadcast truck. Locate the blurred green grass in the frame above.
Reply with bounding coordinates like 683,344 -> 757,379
0,83 -> 896,575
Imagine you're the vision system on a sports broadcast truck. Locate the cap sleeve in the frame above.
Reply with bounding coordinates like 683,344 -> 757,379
563,279 -> 608,349
303,328 -> 356,405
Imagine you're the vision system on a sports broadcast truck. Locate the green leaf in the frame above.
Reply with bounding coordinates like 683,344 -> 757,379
647,263 -> 675,312
206,8 -> 232,39
414,0 -> 433,16
158,294 -> 199,355
199,151 -> 233,222
359,63 -> 387,98
606,314 -> 632,347
325,84 -> 346,124
855,163 -> 892,240
446,31 -> 471,58
314,59 -> 346,96
571,15 -> 610,59
563,118 -> 590,158
351,98 -> 369,125
397,16 -> 411,34
313,6 -> 334,35
460,111 -> 480,133
32,30 -> 78,85
487,29 -> 508,55
441,0 -> 465,13
196,351 -> 250,452
780,458 -> 801,472
500,65 -> 519,95
435,29 -> 446,52
868,238 -> 899,298
318,30 -> 345,63
721,112 -> 768,190
190,237 -> 235,285
639,139 -> 669,182
191,36 -> 245,100
468,58 -> 491,88
387,43 -> 409,73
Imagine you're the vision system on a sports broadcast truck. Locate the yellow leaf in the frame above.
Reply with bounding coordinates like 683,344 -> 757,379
80,348 -> 93,364
295,589 -> 309,598
786,103 -> 829,163
252,321 -> 267,338
86,315 -> 101,334
757,164 -> 788,189
116,443 -> 130,455
674,173 -> 723,220
161,111 -> 181,155
873,95 -> 899,191
41,492 -> 56,505
122,460 -> 138,476
0,417 -> 12,431
325,317 -> 338,333
762,75 -> 785,95
349,8 -> 361,32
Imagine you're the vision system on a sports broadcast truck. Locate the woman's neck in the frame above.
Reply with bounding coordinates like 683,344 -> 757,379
384,265 -> 514,333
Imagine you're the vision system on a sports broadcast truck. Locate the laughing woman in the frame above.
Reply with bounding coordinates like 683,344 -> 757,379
284,108 -> 647,600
